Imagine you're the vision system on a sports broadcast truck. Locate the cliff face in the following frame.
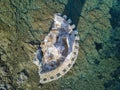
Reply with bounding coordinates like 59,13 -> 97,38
0,0 -> 120,90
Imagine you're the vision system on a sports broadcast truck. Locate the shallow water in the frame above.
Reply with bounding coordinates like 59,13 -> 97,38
0,0 -> 120,90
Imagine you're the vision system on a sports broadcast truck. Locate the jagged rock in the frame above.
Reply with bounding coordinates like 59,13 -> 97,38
0,65 -> 9,76
0,87 -> 6,90
17,70 -> 29,85
58,0 -> 68,5
0,83 -> 6,90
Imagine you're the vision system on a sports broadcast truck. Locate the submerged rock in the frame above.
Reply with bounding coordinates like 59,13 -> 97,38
17,70 -> 29,85
0,0 -> 120,90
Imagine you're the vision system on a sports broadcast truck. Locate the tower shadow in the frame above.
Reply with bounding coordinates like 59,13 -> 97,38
62,0 -> 86,28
